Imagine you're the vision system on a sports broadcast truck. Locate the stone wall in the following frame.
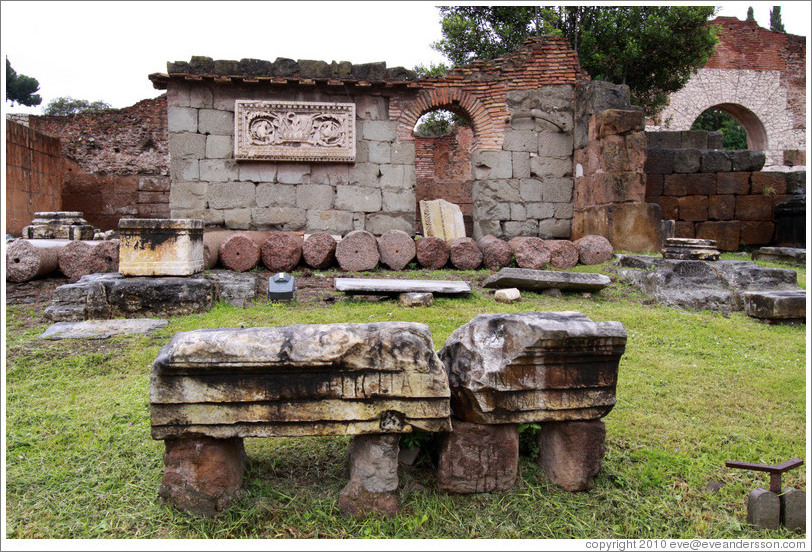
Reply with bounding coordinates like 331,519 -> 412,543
644,130 -> 804,250
5,119 -> 63,236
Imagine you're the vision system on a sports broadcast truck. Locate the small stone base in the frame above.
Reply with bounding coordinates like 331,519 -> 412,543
338,434 -> 400,517
780,487 -> 806,531
537,419 -> 605,491
337,479 -> 399,518
436,419 -> 518,494
158,436 -> 246,517
747,488 -> 780,530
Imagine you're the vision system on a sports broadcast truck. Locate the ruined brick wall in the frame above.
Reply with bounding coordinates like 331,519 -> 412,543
5,120 -> 63,236
644,130 -> 804,250
27,95 -> 170,230
652,17 -> 806,169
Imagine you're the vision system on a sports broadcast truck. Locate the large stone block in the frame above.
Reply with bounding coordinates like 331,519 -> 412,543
199,159 -> 239,183
645,148 -> 674,174
716,172 -> 751,195
168,107 -> 198,133
276,163 -> 311,185
379,164 -> 415,189
672,149 -> 701,173
708,195 -> 735,221
367,141 -> 392,164
735,195 -> 773,221
541,177 -> 573,203
531,156 -> 572,178
538,217 -> 571,239
751,172 -> 787,195
739,221 -> 775,245
700,150 -> 732,173
439,312 -> 626,424
577,203 -> 662,253
296,184 -> 334,210
483,268 -> 611,292
207,181 -> 255,209
169,132 -> 207,160
437,420 -> 519,494
306,209 -> 354,235
503,130 -> 538,152
473,150 -> 513,179
335,186 -> 382,213
362,120 -> 397,142
696,221 -> 741,252
742,290 -> 806,322
150,322 -> 452,439
256,183 -> 296,207
205,135 -> 233,160
198,109 -> 234,136
118,218 -> 204,276
366,213 -> 415,235
390,141 -> 416,164
538,420 -> 606,491
538,131 -> 574,157
677,196 -> 708,222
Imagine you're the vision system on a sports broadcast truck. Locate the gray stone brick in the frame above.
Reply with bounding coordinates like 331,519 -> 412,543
477,201 -> 511,220
473,218 -> 502,240
170,159 -> 199,181
510,203 -> 527,221
530,156 -> 572,178
311,165 -> 349,186
169,133 -> 207,160
335,186 -> 382,212
504,220 -> 539,238
208,181 -> 256,209
168,107 -> 198,133
473,150 -> 513,179
350,163 -> 380,186
223,208 -> 252,230
526,202 -> 555,219
391,141 -> 416,164
213,86 -> 252,112
296,184 -> 334,210
199,159 -> 238,182
239,162 -> 277,182
203,208 -> 225,226
356,96 -> 387,120
251,207 -> 306,230
475,179 -> 520,203
539,217 -> 571,239
198,109 -> 234,136
354,139 -> 369,163
256,183 -> 296,207
367,141 -> 392,164
519,179 -> 542,202
681,130 -> 708,149
502,130 -> 537,152
538,132 -> 573,157
306,209 -> 354,234
382,190 -> 415,212
189,86 -> 214,108
541,178 -> 573,203
380,164 -> 415,189
167,83 -> 191,108
554,203 -> 573,219
206,135 -> 234,159
352,212 -> 366,230
673,149 -> 701,173
277,163 -> 311,184
535,111 -> 574,133
647,131 -> 681,149
365,213 -> 414,235
700,150 -> 732,172
362,120 -> 398,142
512,152 -> 530,178
170,181 -> 207,210
171,207 -> 208,221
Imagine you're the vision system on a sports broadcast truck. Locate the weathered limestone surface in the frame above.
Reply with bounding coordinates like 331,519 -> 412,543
398,292 -> 433,307
22,211 -> 95,240
335,278 -> 471,296
483,268 -> 611,292
742,290 -> 806,322
419,199 -> 466,241
118,218 -> 204,276
5,239 -> 66,282
439,312 -> 627,424
537,420 -> 606,491
436,420 -> 519,494
150,322 -> 452,439
612,255 -> 801,312
338,434 -> 400,517
39,319 -> 168,340
494,288 -> 521,303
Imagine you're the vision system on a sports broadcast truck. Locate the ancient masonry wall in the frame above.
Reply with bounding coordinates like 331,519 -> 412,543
5,119 -> 63,236
27,95 -> 170,230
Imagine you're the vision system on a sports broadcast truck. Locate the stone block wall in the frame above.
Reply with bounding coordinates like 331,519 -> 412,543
5,119 -> 63,236
166,82 -> 417,235
644,131 -> 803,250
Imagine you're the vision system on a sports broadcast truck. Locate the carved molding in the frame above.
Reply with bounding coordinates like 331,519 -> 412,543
234,100 -> 356,162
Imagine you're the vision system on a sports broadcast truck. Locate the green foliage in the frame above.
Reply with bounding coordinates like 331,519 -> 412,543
517,423 -> 542,460
691,108 -> 748,150
5,57 -> 41,107
414,109 -> 456,137
43,96 -> 112,116
432,6 -> 718,116
413,62 -> 449,78
769,6 -> 785,32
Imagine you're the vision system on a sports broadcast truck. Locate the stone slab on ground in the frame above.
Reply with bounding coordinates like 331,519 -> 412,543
39,318 -> 169,340
751,247 -> 806,265
483,267 -> 611,292
335,278 -> 471,296
742,290 -> 806,323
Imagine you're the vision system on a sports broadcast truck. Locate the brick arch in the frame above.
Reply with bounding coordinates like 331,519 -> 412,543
396,88 -> 499,149
696,103 -> 769,152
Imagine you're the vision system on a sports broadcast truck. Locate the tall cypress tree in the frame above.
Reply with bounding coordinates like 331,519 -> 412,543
769,6 -> 786,32
746,7 -> 755,21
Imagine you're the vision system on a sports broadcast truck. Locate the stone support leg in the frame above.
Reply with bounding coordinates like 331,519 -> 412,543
537,419 -> 606,491
436,419 -> 519,494
338,434 -> 400,517
747,488 -> 781,530
158,436 -> 246,517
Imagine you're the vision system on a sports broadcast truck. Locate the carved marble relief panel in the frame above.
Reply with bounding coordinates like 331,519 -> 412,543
234,100 -> 356,162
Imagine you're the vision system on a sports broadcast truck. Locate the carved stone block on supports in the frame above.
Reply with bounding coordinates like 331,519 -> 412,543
118,218 -> 204,276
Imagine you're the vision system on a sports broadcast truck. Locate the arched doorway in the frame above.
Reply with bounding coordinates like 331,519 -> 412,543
690,103 -> 768,151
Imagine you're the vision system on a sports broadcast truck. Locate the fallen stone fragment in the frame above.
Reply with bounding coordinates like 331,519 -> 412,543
483,267 -> 611,292
751,247 -> 806,265
449,237 -> 482,270
5,239 -> 67,282
203,230 -> 233,269
573,235 -> 613,266
39,318 -> 168,340
335,278 -> 470,296
509,236 -> 551,269
260,232 -> 302,273
544,240 -> 579,269
662,237 -> 720,261
437,419 -> 518,494
415,236 -> 450,269
494,288 -> 521,303
478,235 -> 514,269
338,434 -> 400,517
399,292 -> 434,307
302,232 -> 337,269
57,239 -> 119,281
439,311 -> 626,424
742,290 -> 806,323
219,233 -> 260,272
537,420 -> 606,491
377,229 -> 416,271
336,230 -> 379,272
204,270 -> 262,308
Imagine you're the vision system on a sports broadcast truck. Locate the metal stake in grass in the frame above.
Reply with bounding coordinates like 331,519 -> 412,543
725,458 -> 803,494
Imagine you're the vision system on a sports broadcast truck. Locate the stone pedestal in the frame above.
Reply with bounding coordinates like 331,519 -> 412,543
747,488 -> 780,530
158,436 -> 246,517
662,237 -> 720,261
780,487 -> 806,531
436,420 -> 519,494
537,420 -> 606,491
338,434 -> 400,517
22,211 -> 95,240
118,218 -> 204,276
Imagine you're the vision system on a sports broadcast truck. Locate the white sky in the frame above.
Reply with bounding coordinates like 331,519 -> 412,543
1,1 -> 810,114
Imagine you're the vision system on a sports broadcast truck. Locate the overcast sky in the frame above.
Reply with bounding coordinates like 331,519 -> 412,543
2,1 -> 810,115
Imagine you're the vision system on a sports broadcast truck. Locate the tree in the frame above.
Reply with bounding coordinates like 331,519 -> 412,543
6,58 -> 42,107
691,108 -> 748,150
43,96 -> 112,116
746,7 -> 755,21
769,6 -> 785,32
432,6 -> 718,116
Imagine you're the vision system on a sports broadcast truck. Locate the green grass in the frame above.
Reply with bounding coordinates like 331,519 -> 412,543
4,260 -> 807,540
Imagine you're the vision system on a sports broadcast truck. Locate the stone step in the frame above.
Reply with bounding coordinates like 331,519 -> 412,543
334,277 -> 471,295
742,290 -> 806,323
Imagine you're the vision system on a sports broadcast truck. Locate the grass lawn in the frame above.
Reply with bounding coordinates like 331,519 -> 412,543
4,255 -> 807,540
